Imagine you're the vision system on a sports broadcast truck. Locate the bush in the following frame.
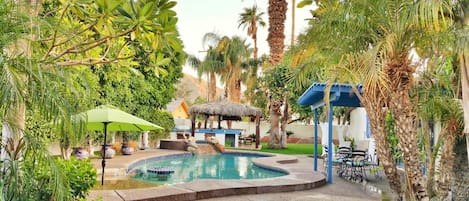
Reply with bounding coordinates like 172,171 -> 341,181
21,157 -> 96,200
57,158 -> 97,199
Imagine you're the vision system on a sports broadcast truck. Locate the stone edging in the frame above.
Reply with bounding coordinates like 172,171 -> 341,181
88,151 -> 326,201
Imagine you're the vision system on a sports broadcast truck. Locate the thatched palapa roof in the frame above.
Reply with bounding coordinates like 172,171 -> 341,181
189,100 -> 262,117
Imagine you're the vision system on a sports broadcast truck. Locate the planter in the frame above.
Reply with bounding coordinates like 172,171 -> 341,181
101,144 -> 116,159
121,145 -> 134,155
74,147 -> 89,160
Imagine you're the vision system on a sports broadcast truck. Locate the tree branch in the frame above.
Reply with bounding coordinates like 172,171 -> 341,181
56,55 -> 135,66
42,4 -> 70,60
49,26 -> 136,62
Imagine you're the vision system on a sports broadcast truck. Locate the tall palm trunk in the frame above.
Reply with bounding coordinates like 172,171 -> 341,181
209,72 -> 217,101
422,120 -> 436,197
227,77 -> 241,103
253,33 -> 258,59
290,0 -> 295,47
436,119 -> 459,200
268,100 -> 282,149
452,137 -> 469,199
459,53 -> 469,164
2,0 -> 33,159
386,54 -> 428,200
362,92 -> 403,198
227,67 -> 242,103
2,105 -> 26,159
267,0 -> 287,65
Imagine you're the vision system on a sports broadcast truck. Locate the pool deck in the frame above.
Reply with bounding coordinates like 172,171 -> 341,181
87,148 -> 327,201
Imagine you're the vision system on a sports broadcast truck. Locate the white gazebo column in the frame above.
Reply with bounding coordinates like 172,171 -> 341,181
141,131 -> 149,149
319,122 -> 332,157
337,125 -> 348,147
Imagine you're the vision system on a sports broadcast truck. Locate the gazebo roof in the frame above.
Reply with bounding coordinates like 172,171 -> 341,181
189,100 -> 262,117
297,82 -> 363,109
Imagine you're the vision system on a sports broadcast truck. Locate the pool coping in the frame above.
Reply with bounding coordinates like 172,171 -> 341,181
88,150 -> 326,201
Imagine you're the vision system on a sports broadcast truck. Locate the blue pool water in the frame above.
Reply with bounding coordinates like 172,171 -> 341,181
129,153 -> 287,185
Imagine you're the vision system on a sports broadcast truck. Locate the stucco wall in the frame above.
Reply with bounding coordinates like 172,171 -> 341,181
172,106 -> 189,119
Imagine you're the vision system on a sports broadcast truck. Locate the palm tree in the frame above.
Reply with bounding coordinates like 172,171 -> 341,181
187,46 -> 224,102
238,5 -> 266,59
205,33 -> 251,103
451,0 -> 469,165
287,0 -> 451,199
267,0 -> 288,65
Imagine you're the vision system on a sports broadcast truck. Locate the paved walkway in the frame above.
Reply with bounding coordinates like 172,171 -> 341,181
87,149 -> 389,201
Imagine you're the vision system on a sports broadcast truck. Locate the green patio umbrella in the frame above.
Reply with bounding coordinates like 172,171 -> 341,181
78,105 -> 163,185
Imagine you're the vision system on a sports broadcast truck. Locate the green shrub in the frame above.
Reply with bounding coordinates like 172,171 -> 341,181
58,158 -> 97,199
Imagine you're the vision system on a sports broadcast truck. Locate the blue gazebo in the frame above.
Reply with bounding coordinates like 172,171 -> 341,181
297,83 -> 363,184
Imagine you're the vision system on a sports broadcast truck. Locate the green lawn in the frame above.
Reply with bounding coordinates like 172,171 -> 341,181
255,142 -> 322,155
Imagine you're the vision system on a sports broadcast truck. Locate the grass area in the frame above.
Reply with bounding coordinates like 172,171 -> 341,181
255,142 -> 322,155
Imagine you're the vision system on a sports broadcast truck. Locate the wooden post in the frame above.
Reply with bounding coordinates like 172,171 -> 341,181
255,114 -> 260,149
191,115 -> 195,137
204,115 -> 208,128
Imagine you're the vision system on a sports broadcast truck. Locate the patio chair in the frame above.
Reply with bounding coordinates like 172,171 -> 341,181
343,149 -> 367,182
323,145 -> 351,176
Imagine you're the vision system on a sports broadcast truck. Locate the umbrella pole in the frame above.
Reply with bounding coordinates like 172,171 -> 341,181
101,122 -> 109,186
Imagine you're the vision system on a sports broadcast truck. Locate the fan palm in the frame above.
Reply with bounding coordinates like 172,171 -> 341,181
187,46 -> 224,102
204,33 -> 251,103
238,5 -> 266,59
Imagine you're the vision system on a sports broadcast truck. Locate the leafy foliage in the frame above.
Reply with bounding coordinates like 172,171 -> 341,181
1,0 -> 185,200
57,158 -> 97,199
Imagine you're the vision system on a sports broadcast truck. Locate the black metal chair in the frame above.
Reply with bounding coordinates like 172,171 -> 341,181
323,145 -> 352,176
343,150 -> 367,182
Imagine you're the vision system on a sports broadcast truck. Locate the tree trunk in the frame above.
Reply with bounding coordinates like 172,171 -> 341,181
267,0 -> 287,65
268,100 -> 282,149
452,136 -> 469,200
459,53 -> 469,165
436,122 -> 457,200
227,70 -> 241,103
209,72 -> 217,101
2,104 -> 26,160
61,146 -> 72,160
387,55 -> 428,200
422,120 -> 436,198
290,0 -> 295,47
253,33 -> 258,59
362,95 -> 403,198
1,0 -> 41,161
280,95 -> 288,148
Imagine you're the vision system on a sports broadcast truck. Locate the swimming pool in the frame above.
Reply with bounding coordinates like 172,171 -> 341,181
128,152 -> 287,185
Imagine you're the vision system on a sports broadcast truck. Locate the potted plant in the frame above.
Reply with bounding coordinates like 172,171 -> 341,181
121,132 -> 136,155
101,144 -> 116,159
73,147 -> 89,160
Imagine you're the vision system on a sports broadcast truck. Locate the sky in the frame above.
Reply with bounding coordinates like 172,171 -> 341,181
173,0 -> 315,76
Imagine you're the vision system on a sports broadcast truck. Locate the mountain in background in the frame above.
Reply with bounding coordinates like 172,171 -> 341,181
175,73 -> 224,104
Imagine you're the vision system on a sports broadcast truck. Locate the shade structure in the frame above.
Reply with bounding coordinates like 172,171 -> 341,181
189,100 -> 262,148
78,105 -> 163,185
297,82 -> 363,184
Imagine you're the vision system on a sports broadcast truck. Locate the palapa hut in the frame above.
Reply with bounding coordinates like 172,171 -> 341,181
189,100 -> 262,148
